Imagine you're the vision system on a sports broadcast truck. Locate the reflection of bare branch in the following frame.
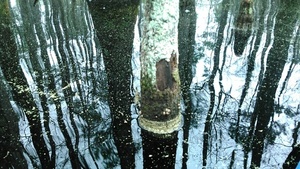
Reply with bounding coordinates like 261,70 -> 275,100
292,122 -> 300,147
49,83 -> 71,99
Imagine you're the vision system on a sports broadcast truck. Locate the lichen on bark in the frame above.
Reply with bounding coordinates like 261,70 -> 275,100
139,0 -> 181,135
139,53 -> 181,134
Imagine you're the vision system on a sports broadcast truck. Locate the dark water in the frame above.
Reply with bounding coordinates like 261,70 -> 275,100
0,0 -> 299,168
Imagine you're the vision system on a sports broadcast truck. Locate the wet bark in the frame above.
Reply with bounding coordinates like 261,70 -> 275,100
249,1 -> 300,168
140,51 -> 180,123
139,0 -> 180,125
178,0 -> 197,168
156,57 -> 175,91
140,51 -> 180,168
88,1 -> 139,168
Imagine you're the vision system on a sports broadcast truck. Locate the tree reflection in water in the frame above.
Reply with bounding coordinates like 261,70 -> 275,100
0,0 -> 299,168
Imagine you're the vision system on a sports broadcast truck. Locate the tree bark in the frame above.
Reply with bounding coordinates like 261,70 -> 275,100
138,0 -> 181,168
139,0 -> 181,136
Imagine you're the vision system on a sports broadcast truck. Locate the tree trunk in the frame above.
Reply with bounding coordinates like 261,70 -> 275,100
138,0 -> 181,168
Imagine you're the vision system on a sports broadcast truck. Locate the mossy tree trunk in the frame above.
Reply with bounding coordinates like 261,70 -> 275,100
139,0 -> 181,138
138,0 -> 181,168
